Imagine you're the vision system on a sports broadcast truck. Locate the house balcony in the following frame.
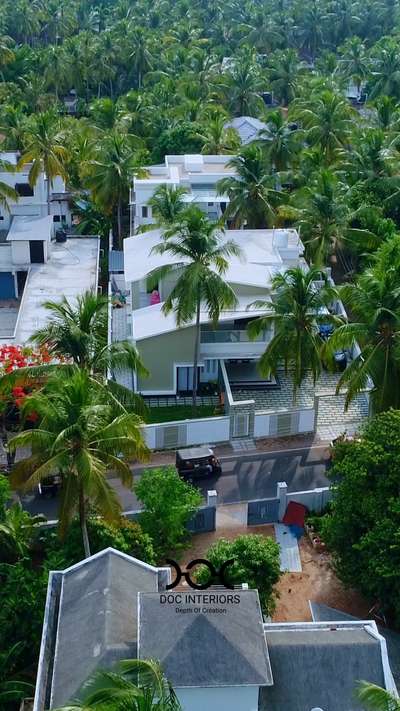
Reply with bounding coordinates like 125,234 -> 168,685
200,327 -> 271,358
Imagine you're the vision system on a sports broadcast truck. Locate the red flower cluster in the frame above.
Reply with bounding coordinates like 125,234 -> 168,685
0,344 -> 61,420
0,345 -> 52,373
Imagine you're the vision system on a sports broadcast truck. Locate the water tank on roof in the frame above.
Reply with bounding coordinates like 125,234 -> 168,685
55,229 -> 67,243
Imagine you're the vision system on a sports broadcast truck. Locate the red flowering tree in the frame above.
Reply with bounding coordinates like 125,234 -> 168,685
0,345 -> 58,469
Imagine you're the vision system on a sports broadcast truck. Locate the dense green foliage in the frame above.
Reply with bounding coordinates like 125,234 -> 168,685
322,410 -> 400,625
0,0 -> 399,249
135,466 -> 203,559
196,534 -> 281,613
41,516 -> 156,567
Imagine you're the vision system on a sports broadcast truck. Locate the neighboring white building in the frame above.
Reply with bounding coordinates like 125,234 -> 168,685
0,151 -> 71,230
0,217 -> 99,344
130,154 -> 236,232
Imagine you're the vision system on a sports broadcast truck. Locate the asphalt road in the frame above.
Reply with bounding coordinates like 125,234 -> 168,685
19,445 -> 330,521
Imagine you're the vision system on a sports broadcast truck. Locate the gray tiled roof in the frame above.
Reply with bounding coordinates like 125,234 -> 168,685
260,625 -> 386,711
224,116 -> 268,144
49,550 -> 163,709
310,602 -> 400,692
138,590 -> 273,688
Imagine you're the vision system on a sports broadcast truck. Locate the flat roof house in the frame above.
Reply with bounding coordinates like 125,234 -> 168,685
0,218 -> 99,344
0,152 -> 71,230
33,548 -> 398,711
130,154 -> 236,233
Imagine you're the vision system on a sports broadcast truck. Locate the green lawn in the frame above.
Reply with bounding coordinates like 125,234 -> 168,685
146,404 -> 219,424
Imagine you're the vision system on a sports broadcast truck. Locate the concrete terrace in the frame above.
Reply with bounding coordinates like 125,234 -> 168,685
13,238 -> 99,345
231,370 -> 370,436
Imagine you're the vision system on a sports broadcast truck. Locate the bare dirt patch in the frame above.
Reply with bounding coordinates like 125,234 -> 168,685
273,535 -> 371,622
178,524 -> 275,567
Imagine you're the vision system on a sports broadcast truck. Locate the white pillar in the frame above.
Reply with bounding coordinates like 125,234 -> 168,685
277,481 -> 288,521
207,490 -> 218,507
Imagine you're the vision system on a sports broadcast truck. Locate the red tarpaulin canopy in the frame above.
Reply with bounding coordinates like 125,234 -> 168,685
282,501 -> 308,527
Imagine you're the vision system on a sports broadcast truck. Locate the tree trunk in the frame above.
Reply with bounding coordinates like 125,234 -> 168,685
192,297 -> 201,415
117,196 -> 123,248
79,488 -> 91,558
46,173 -> 51,216
1,412 -> 15,472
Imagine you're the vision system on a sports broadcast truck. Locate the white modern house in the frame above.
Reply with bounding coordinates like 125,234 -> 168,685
33,548 -> 398,711
0,151 -> 71,230
130,154 -> 235,233
109,223 -> 370,445
112,226 -> 302,396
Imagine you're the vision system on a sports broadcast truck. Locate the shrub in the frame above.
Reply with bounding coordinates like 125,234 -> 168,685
40,516 -> 156,567
322,410 -> 400,625
196,534 -> 281,614
135,466 -> 202,560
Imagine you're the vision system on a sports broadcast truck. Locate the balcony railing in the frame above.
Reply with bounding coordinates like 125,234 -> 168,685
201,329 -> 269,344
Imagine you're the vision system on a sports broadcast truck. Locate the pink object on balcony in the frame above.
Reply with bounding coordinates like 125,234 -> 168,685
150,290 -> 161,305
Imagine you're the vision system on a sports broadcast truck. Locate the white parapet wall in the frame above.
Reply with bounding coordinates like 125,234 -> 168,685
254,407 -> 315,439
142,415 -> 231,450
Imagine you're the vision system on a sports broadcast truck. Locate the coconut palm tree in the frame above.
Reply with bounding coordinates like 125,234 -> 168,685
219,51 -> 264,116
83,131 -> 146,246
17,110 -> 67,215
150,208 -> 241,411
0,35 -> 15,76
148,184 -> 188,227
217,145 -> 281,228
327,239 -> 400,413
9,369 -> 149,557
257,110 -> 300,172
129,28 -> 154,89
0,503 -> 45,562
247,267 -> 340,402
267,49 -> 303,106
357,681 -> 400,710
373,96 -> 400,131
279,169 -> 377,266
369,38 -> 400,100
337,36 -> 369,95
0,104 -> 28,151
53,659 -> 181,711
293,0 -> 326,61
290,89 -> 354,163
197,115 -> 240,155
0,158 -> 19,213
0,291 -> 148,415
0,642 -> 33,706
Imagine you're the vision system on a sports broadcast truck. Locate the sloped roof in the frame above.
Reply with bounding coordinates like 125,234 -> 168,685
132,294 -> 266,340
310,602 -> 400,692
138,590 -> 273,688
42,549 -> 168,709
7,215 -> 53,242
260,623 -> 387,711
225,116 -> 268,144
